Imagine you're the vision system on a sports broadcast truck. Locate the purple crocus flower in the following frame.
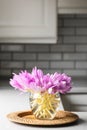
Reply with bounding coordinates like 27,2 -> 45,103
48,73 -> 72,94
9,67 -> 72,94
9,70 -> 33,92
58,73 -> 72,94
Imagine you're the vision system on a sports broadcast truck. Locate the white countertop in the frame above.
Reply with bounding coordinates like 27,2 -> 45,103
0,79 -> 87,130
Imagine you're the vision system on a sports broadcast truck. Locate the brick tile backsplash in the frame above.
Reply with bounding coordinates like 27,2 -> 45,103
50,61 -> 74,69
25,45 -> 49,52
64,36 -> 87,44
63,53 -> 87,60
38,53 -> 61,60
13,53 -> 36,60
1,45 -> 24,52
76,28 -> 87,35
76,62 -> 87,69
51,45 -> 75,52
0,69 -> 11,76
0,53 -> 11,60
1,61 -> 24,69
1,14 -> 87,77
76,45 -> 87,52
58,27 -> 75,35
64,19 -> 87,27
26,61 -> 49,69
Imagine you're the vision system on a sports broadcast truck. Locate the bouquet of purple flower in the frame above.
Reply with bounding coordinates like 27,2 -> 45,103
9,67 -> 72,94
10,67 -> 72,119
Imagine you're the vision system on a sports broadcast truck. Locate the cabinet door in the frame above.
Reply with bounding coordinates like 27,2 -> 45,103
0,0 -> 57,43
58,0 -> 87,14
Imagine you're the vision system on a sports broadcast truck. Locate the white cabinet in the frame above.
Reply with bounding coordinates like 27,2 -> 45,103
58,0 -> 87,14
0,0 -> 57,43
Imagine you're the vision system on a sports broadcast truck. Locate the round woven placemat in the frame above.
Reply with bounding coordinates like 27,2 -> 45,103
7,110 -> 79,126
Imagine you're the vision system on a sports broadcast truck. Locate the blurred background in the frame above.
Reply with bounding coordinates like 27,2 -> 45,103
0,14 -> 87,78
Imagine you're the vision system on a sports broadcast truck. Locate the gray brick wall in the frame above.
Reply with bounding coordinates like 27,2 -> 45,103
0,14 -> 87,77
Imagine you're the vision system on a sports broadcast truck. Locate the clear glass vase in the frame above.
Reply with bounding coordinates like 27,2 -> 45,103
29,92 -> 60,120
